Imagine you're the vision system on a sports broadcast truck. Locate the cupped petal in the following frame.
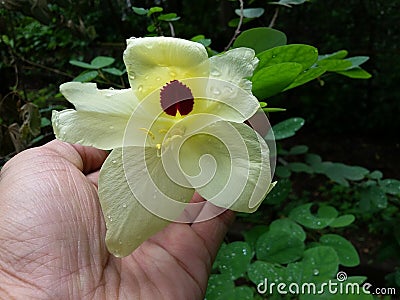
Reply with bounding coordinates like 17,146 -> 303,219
173,120 -> 273,212
182,78 -> 260,123
209,47 -> 258,93
124,37 -> 209,100
52,110 -> 129,149
99,146 -> 195,257
99,148 -> 169,257
60,82 -> 138,115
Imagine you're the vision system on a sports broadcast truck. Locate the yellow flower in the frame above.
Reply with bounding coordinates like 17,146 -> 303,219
52,37 -> 275,257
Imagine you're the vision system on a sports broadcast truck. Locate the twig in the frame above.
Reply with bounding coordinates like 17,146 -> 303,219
224,0 -> 244,51
168,22 -> 176,37
19,56 -> 74,78
269,7 -> 280,28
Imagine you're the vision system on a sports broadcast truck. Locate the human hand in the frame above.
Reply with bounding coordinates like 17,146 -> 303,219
0,140 -> 234,299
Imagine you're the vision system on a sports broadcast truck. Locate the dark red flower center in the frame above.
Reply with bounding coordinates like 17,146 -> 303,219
160,80 -> 194,116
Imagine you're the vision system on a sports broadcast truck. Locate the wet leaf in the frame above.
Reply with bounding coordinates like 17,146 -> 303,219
320,234 -> 359,267
216,241 -> 253,280
272,117 -> 305,140
257,44 -> 318,71
256,230 -> 305,264
233,27 -> 287,54
301,246 -> 339,284
289,203 -> 338,229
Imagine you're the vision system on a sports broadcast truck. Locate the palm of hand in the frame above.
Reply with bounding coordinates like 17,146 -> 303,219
0,141 -> 233,299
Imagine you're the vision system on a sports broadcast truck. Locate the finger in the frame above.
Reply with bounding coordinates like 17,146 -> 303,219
86,170 -> 100,188
42,140 -> 108,174
190,203 -> 235,260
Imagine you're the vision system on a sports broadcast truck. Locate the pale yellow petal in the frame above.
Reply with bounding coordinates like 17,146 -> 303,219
52,110 -> 128,149
209,47 -> 258,93
98,148 -> 169,257
124,37 -> 209,100
99,147 -> 194,257
175,121 -> 273,212
60,82 -> 138,115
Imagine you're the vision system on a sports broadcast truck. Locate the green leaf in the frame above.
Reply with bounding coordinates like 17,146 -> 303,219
73,70 -> 99,82
90,56 -> 115,69
329,214 -> 355,228
147,24 -> 156,32
40,117 -> 51,127
359,186 -> 388,209
228,17 -> 254,28
158,13 -> 180,21
346,56 -> 369,68
102,67 -> 126,76
319,50 -> 348,60
256,230 -> 305,264
368,170 -> 383,180
257,44 -> 318,71
132,6 -> 148,15
216,241 -> 253,280
205,273 -> 235,300
269,218 -> 306,242
269,0 -> 309,7
301,246 -> 339,284
319,234 -> 360,267
311,162 -> 369,186
69,59 -> 96,69
305,153 -> 322,165
287,162 -> 313,173
336,67 -> 372,79
252,63 -> 303,99
214,286 -> 254,300
248,261 -> 287,285
235,8 -> 265,18
317,59 -> 353,72
233,27 -> 287,54
289,203 -> 338,229
379,179 -> 400,195
284,66 -> 326,90
288,145 -> 309,155
263,178 -> 291,205
148,6 -> 163,16
242,225 -> 268,250
272,117 -> 305,140
275,165 -> 291,178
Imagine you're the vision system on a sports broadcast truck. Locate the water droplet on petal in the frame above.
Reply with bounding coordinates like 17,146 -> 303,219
210,86 -> 221,95
122,204 -> 127,208
137,85 -> 143,92
112,160 -> 117,164
109,125 -> 114,130
313,269 -> 319,275
210,69 -> 221,77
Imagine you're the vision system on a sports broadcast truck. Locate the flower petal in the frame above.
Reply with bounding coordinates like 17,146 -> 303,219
52,110 -> 129,149
60,82 -> 138,115
209,47 -> 259,93
175,120 -> 273,212
99,147 -> 194,257
184,77 -> 260,122
124,37 -> 209,100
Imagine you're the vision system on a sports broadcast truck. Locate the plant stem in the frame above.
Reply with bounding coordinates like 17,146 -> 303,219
224,0 -> 244,51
